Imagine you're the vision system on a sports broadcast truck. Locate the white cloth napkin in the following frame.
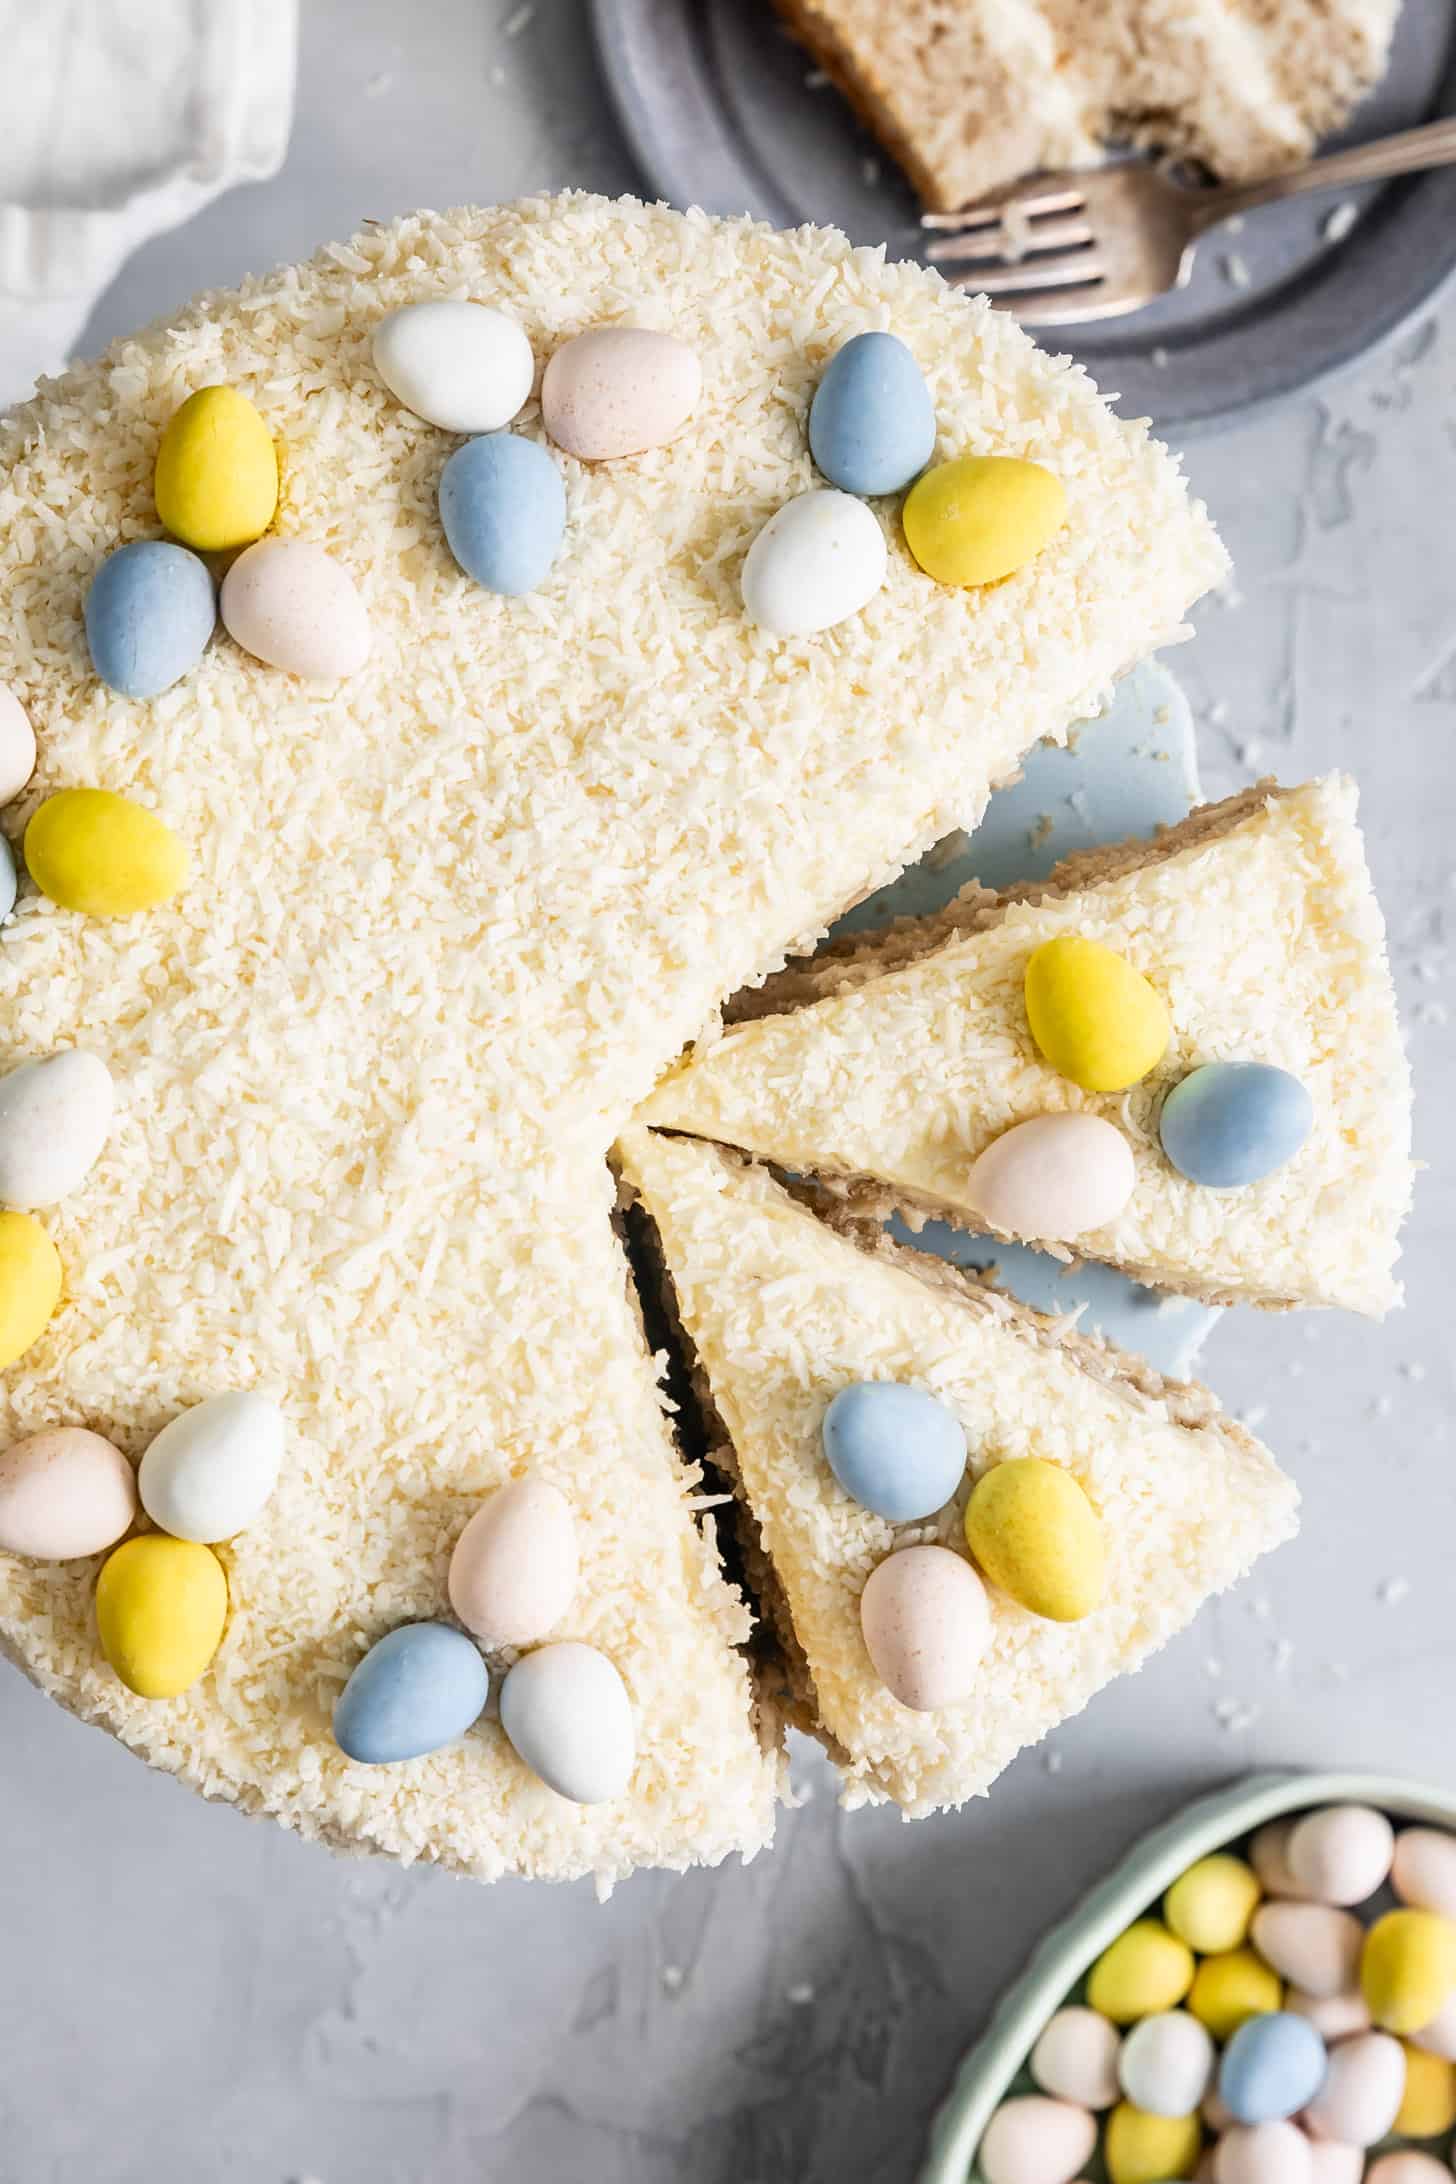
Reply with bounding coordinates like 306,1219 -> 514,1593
0,0 -> 298,405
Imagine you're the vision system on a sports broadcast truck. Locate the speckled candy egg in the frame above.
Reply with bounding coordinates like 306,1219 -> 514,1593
220,540 -> 370,680
541,326 -> 700,460
977,2095 -> 1096,2184
808,331 -> 936,497
965,1112 -> 1136,1240
1159,1062 -> 1313,1190
334,1622 -> 489,1764
1362,1909 -> 1456,2034
1024,936 -> 1170,1093
1218,2011 -> 1327,2124
154,384 -> 277,552
1119,2010 -> 1215,2117
1249,1903 -> 1364,1999
448,1476 -> 578,1647
1028,2006 -> 1122,2110
0,1051 -> 114,1210
138,1391 -> 285,1543
1089,1922 -> 1197,2024
902,454 -> 1066,587
1188,1951 -> 1284,2042
0,1427 -> 135,1559
25,789 -> 188,917
1286,1986 -> 1370,2042
371,299 -> 534,433
858,1544 -> 991,1710
963,1457 -> 1104,1623
85,540 -> 215,699
820,1380 -> 965,1522
0,1210 -> 62,1370
96,1534 -> 228,1698
1287,1804 -> 1394,1906
740,488 -> 887,637
0,683 -> 37,804
498,1641 -> 635,1803
1214,2119 -> 1311,2184
438,432 -> 566,596
1393,1829 -> 1456,1921
1366,2154 -> 1455,2184
1302,2030 -> 1406,2144
1104,2098 -> 1203,2184
1166,1856 -> 1262,1955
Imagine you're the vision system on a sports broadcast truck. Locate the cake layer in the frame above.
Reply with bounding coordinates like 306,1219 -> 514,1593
0,193 -> 1223,1882
638,778 -> 1413,1314
617,1128 -> 1298,1814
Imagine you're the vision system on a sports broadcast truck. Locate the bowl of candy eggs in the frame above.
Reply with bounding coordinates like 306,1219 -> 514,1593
920,1770 -> 1456,2184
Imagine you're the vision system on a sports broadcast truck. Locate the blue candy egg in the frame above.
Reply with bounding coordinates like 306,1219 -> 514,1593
809,332 -> 937,498
438,432 -> 566,596
1159,1060 -> 1314,1189
1219,2010 -> 1327,2124
85,540 -> 215,699
333,1622 -> 488,1764
821,1380 -> 966,1522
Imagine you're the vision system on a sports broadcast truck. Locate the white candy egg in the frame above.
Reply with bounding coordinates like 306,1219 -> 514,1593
1304,2141 -> 1364,2184
966,1112 -> 1136,1241
372,299 -> 534,434
1393,1829 -> 1456,1921
138,1391 -> 285,1543
1302,2030 -> 1406,2146
1250,1903 -> 1364,1998
1029,2005 -> 1121,2109
221,540 -> 370,680
977,2095 -> 1096,2184
448,1477 -> 578,1647
1286,1986 -> 1370,2042
1119,2009 -> 1215,2116
740,489 -> 887,637
498,1641 -> 634,1804
0,683 -> 37,805
859,1544 -> 991,1710
0,1051 -> 114,1209
1250,1820 -> 1305,1899
1287,1804 -> 1395,1907
1214,2119 -> 1312,2184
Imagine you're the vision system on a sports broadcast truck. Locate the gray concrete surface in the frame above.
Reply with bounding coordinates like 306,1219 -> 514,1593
3,4 -> 1454,2180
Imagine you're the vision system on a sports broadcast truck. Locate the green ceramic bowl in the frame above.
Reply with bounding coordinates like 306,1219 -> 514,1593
919,1768 -> 1456,2184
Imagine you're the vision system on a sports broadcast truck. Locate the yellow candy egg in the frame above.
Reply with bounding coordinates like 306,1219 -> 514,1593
1024,935 -> 1171,1093
1103,2099 -> 1202,2184
902,453 -> 1066,588
1087,1921 -> 1196,2024
154,385 -> 278,552
1363,1909 -> 1456,2034
95,1535 -> 227,1698
0,1209 -> 61,1368
25,790 -> 189,917
1165,1854 -> 1262,1954
1187,1948 -> 1283,2041
1397,2044 -> 1456,2137
963,1457 -> 1104,1622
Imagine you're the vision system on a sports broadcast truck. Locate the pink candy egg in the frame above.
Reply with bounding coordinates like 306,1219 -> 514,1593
1250,1821 -> 1305,1899
448,1477 -> 578,1649
1365,2155 -> 1453,2184
1287,1805 -> 1395,1907
965,1112 -> 1136,1241
1250,1904 -> 1365,1998
1393,1829 -> 1456,1922
1304,2141 -> 1364,2184
1214,2119 -> 1312,2184
1286,1986 -> 1371,2042
859,1543 -> 991,1710
1302,2030 -> 1406,2146
0,1427 -> 136,1559
1028,2005 -> 1121,2109
541,327 -> 701,462
220,539 -> 370,680
977,2095 -> 1096,2184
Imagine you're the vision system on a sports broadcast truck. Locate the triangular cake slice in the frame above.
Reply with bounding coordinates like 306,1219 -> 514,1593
639,778 -> 1413,1315
617,1127 -> 1298,1815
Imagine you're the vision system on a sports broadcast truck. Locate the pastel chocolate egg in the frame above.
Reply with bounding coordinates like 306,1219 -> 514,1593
0,1051 -> 114,1209
220,540 -> 370,680
1159,1062 -> 1313,1190
1366,2155 -> 1454,2184
1250,1820 -> 1305,1898
333,1622 -> 488,1764
1214,2119 -> 1311,2184
1024,936 -> 1170,1093
740,488 -> 887,637
1029,2005 -> 1122,2109
138,1391 -> 285,1544
1392,1828 -> 1456,1920
541,326 -> 700,460
820,1380 -> 965,1522
438,432 -> 566,596
1287,1803 -> 1394,1907
0,1427 -> 135,1559
154,384 -> 277,552
1302,2028 -> 1405,2144
963,1457 -> 1104,1623
0,837 -> 15,924
1362,1908 -> 1456,2034
902,453 -> 1066,587
1250,1904 -> 1364,1999
371,299 -> 533,433
1411,1990 -> 1456,2059
498,1641 -> 635,1803
1218,2011 -> 1326,2124
1304,2145 -> 1364,2184
1119,2011 -> 1215,2117
1188,1951 -> 1284,2042
977,2095 -> 1096,2184
1395,2041 -> 1456,2135
85,540 -> 215,699
1286,1986 -> 1370,2042
1088,1922 -> 1196,2025
447,1476 -> 578,1647
0,1210 -> 62,1369
1104,2097 -> 1202,2184
1166,1855 -> 1262,1955
25,789 -> 188,917
0,682 -> 37,803
858,1543 -> 990,1709
808,331 -> 936,497
96,1534 -> 227,1698
965,1112 -> 1136,1241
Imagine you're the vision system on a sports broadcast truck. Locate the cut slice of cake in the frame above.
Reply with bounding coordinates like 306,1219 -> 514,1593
776,0 -> 1401,210
639,778 -> 1413,1316
616,1127 -> 1298,1815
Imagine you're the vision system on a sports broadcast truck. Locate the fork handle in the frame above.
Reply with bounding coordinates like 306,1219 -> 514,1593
1188,117 -> 1456,234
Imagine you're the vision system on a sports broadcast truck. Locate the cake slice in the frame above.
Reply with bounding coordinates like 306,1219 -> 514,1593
776,0 -> 1400,210
617,1127 -> 1298,1814
639,778 -> 1413,1315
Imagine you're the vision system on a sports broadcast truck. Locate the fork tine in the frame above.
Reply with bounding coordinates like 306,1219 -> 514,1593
921,183 -> 1087,233
963,253 -> 1107,298
924,217 -> 1094,267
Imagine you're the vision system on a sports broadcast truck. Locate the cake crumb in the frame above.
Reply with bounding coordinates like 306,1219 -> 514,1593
661,1963 -> 686,1993
786,1981 -> 816,2005
1205,1657 -> 1224,1679
1045,1748 -> 1063,1774
1271,1637 -> 1294,1674
1239,1404 -> 1269,1430
503,1 -> 535,31
1323,201 -> 1360,244
1152,346 -> 1169,368
1401,1361 -> 1427,1381
363,72 -> 392,99
1378,1575 -> 1411,1605
1027,813 -> 1054,852
1221,252 -> 1252,290
1369,1393 -> 1393,1419
1214,1697 -> 1260,1732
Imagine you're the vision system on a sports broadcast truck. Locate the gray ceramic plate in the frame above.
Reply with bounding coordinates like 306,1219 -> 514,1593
590,0 -> 1456,429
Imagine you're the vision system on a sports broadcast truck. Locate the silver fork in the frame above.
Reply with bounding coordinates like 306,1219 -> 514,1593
921,117 -> 1456,325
